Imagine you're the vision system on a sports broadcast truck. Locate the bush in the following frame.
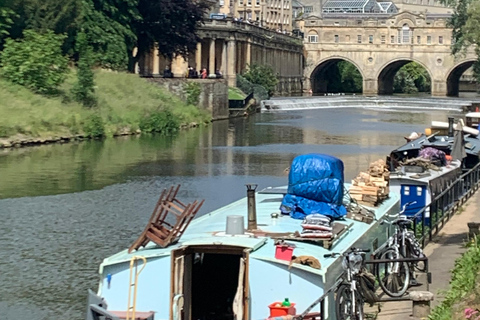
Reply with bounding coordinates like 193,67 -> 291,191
0,30 -> 69,94
72,31 -> 97,107
184,81 -> 200,106
139,110 -> 179,134
242,64 -> 278,96
82,114 -> 105,137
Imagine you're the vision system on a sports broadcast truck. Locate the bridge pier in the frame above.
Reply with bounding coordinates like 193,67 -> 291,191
431,80 -> 448,97
363,79 -> 378,96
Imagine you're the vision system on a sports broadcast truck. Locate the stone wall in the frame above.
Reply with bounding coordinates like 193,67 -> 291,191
148,78 -> 229,120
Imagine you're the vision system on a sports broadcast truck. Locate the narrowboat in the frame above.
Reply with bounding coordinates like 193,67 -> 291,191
85,154 -> 400,320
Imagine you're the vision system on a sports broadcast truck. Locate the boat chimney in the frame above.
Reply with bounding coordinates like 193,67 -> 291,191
246,184 -> 258,230
448,117 -> 454,137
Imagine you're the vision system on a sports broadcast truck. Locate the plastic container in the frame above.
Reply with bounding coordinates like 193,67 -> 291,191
275,243 -> 294,261
268,302 -> 296,317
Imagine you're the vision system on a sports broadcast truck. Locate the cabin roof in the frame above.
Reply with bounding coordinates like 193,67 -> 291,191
389,160 -> 461,185
100,184 -> 400,278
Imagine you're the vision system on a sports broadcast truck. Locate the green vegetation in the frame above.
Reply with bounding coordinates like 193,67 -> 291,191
393,62 -> 431,94
0,70 -> 210,139
228,87 -> 246,100
237,74 -> 269,102
429,237 -> 480,320
72,30 -> 96,107
184,82 -> 201,106
242,64 -> 278,96
1,30 -> 69,94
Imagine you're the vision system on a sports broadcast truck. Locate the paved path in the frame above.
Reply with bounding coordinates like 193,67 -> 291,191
365,193 -> 480,319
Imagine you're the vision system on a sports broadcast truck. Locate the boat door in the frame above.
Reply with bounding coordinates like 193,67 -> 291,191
400,185 -> 426,216
170,247 -> 193,320
232,249 -> 250,320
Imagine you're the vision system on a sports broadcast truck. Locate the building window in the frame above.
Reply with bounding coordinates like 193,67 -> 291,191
304,6 -> 313,13
308,34 -> 318,43
220,0 -> 225,5
417,36 -> 421,44
369,35 -> 373,44
402,24 -> 410,44
334,35 -> 339,43
256,0 -> 260,5
247,0 -> 252,5
357,35 -> 362,43
439,36 -> 443,44
427,35 -> 432,44
381,35 -> 385,44
239,0 -> 244,4
390,35 -> 395,43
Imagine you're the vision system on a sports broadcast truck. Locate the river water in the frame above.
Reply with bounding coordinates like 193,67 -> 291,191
0,106 -> 462,319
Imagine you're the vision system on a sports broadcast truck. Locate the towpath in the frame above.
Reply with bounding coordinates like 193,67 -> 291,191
365,193 -> 480,319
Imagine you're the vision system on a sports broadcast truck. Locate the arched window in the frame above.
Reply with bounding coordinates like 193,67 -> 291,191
402,24 -> 411,44
308,30 -> 318,43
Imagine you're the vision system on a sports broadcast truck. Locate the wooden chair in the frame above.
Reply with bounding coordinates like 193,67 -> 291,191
129,185 -> 204,253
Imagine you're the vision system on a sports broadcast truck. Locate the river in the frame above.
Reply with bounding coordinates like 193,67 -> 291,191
0,106 -> 462,319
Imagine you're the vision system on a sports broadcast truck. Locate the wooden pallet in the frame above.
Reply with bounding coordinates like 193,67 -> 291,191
274,222 -> 352,250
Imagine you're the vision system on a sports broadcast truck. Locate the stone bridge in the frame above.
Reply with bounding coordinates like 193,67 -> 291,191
302,11 -> 477,96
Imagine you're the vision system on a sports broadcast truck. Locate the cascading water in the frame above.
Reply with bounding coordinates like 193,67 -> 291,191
261,95 -> 477,112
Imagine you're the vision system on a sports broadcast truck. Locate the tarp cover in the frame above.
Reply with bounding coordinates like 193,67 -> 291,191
280,154 -> 346,219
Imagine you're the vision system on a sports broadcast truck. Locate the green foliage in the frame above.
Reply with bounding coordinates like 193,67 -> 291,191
72,30 -> 96,107
242,64 -> 278,96
81,0 -> 138,70
338,61 -> 362,93
429,237 -> 480,320
393,62 -> 431,94
133,0 -> 209,68
0,29 -> 69,94
0,2 -> 16,45
82,114 -> 105,137
236,74 -> 269,102
72,30 -> 96,106
228,87 -> 246,100
139,109 -> 180,134
184,81 -> 200,106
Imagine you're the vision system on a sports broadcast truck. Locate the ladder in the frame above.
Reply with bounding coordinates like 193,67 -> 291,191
126,256 -> 147,320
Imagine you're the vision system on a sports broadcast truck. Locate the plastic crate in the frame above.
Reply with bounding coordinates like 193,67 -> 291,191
275,244 -> 294,261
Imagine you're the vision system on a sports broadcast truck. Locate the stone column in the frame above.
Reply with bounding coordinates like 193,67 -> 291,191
171,54 -> 188,78
209,38 -> 216,76
431,79 -> 448,97
262,46 -> 267,65
226,38 -> 236,86
195,42 -> 202,71
221,40 -> 227,76
153,47 -> 160,76
246,38 -> 251,67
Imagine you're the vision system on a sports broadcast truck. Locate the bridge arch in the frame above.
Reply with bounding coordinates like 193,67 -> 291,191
376,58 -> 433,95
309,56 -> 365,94
446,59 -> 477,96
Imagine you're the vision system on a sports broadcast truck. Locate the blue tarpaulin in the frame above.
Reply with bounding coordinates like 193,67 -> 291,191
280,154 -> 347,219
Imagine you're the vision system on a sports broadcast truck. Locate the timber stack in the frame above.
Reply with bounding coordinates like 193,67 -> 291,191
349,159 -> 390,206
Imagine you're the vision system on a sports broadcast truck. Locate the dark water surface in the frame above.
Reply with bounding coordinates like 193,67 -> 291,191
0,107 -> 460,319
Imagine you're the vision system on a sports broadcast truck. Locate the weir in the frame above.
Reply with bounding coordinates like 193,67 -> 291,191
261,96 -> 478,112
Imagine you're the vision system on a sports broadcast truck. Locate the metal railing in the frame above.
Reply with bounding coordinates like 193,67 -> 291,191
412,162 -> 480,248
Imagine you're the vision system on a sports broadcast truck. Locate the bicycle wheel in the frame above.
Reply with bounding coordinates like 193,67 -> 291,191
335,284 -> 364,320
376,248 -> 410,297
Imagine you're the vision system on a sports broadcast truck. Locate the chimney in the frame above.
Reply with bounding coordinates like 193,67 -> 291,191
246,184 -> 258,230
448,117 -> 454,137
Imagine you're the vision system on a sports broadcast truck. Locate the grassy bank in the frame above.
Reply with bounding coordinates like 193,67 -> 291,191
0,69 -> 211,141
429,238 -> 480,320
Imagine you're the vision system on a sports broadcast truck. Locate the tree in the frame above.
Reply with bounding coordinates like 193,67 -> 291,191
0,29 -> 69,94
72,30 -> 97,107
81,0 -> 139,70
393,62 -> 431,93
242,64 -> 279,96
131,0 -> 210,71
338,61 -> 362,93
0,1 -> 16,48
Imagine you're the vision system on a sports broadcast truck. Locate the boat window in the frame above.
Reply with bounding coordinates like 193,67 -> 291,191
417,187 -> 422,196
404,186 -> 410,196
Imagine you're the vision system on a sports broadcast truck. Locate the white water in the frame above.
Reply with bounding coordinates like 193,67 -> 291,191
261,96 -> 477,112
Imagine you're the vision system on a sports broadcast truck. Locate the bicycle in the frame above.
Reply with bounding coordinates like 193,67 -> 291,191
325,247 -> 376,320
375,201 -> 426,297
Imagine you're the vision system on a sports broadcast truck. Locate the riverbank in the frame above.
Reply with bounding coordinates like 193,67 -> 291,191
0,70 -> 212,148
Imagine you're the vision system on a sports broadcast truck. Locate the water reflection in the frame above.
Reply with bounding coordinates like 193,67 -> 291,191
0,107 -> 463,319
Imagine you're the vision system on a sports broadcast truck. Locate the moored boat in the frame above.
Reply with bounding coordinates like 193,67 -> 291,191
85,154 -> 400,320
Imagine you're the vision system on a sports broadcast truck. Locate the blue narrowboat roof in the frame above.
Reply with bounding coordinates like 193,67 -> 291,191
100,184 -> 400,278
389,160 -> 461,186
